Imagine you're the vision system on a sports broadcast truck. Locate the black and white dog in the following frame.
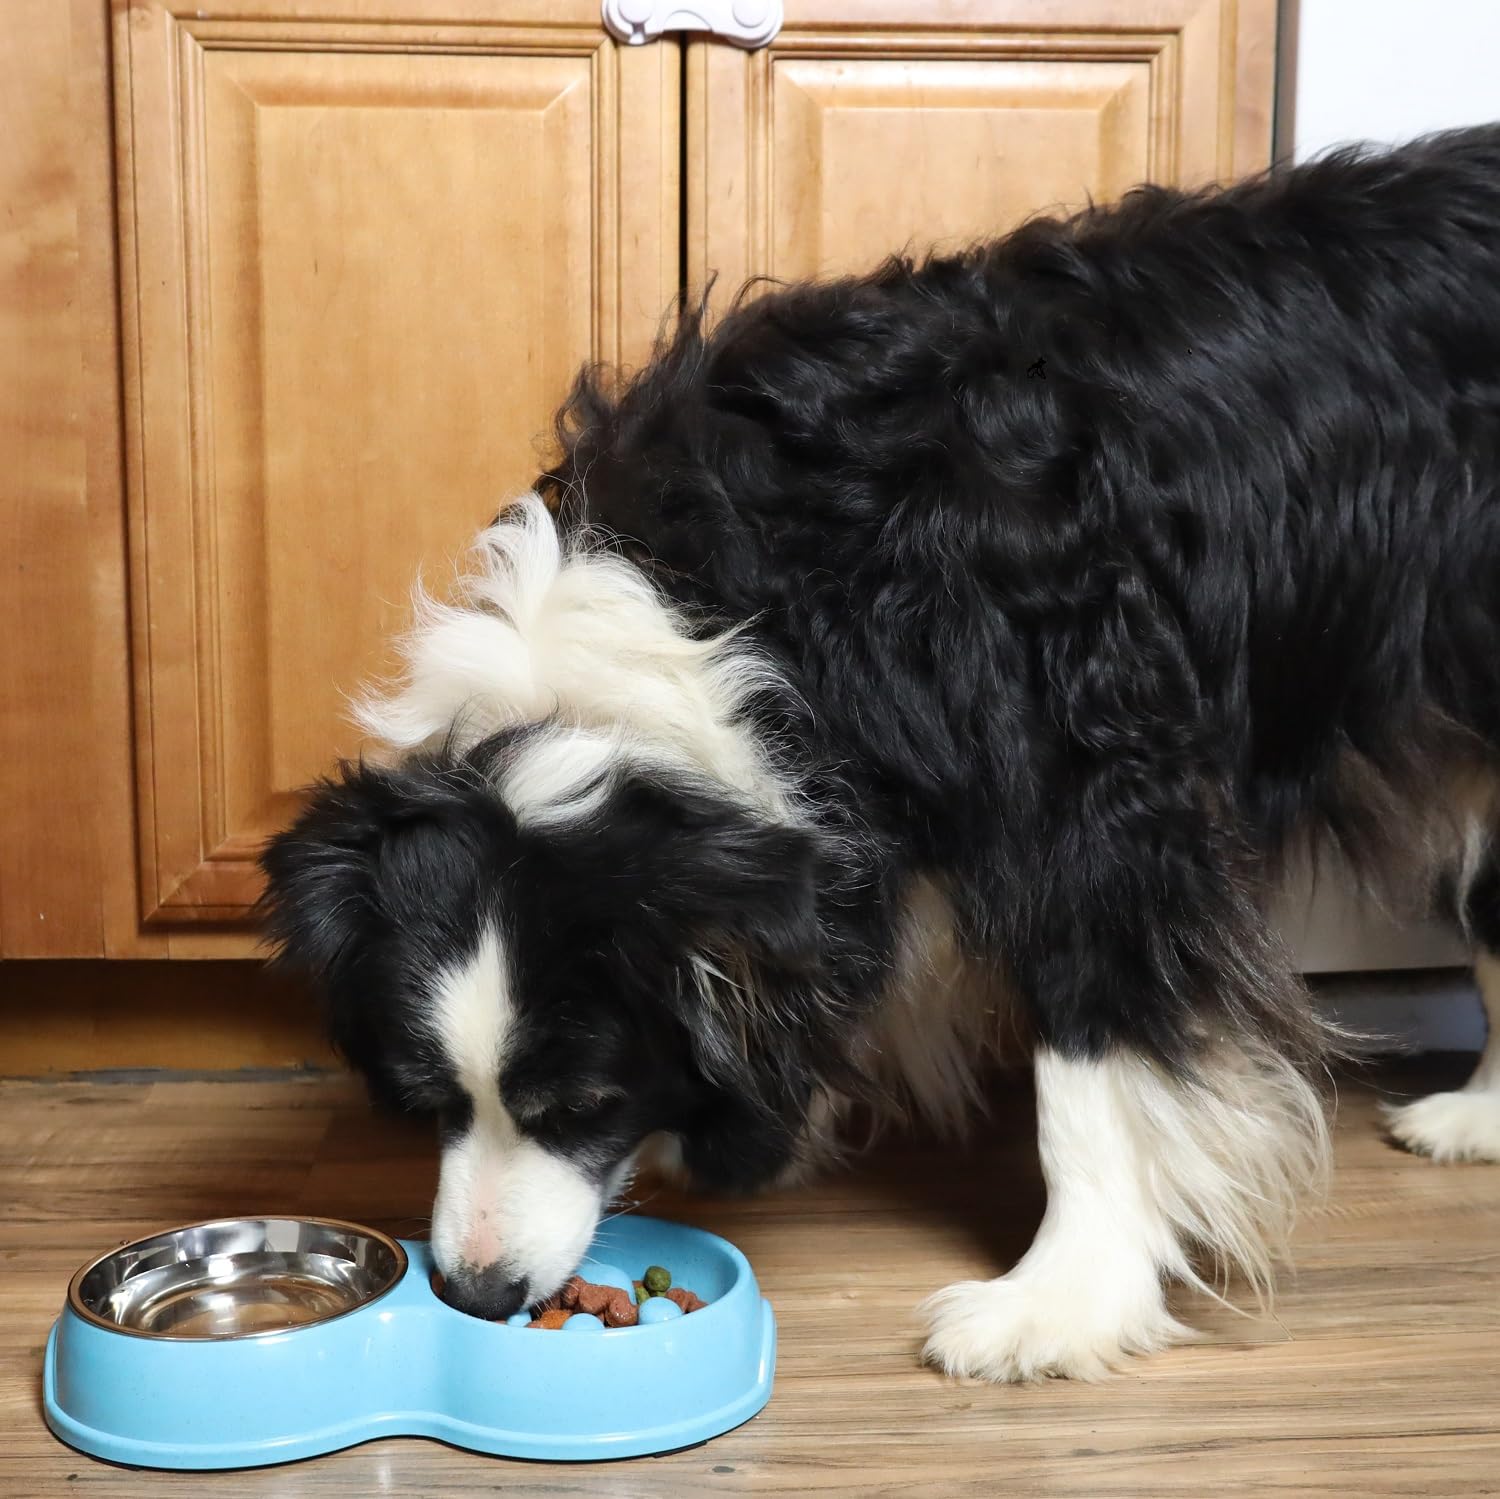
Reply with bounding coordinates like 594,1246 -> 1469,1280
261,127 -> 1500,1381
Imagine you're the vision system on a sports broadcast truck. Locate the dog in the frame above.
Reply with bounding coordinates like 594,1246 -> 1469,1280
260,126 -> 1500,1381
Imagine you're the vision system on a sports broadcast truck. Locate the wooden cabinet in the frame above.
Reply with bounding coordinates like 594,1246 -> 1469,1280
4,0 -> 1274,958
115,0 -> 678,925
688,0 -> 1274,290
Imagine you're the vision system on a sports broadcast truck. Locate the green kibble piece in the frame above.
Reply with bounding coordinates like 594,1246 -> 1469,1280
643,1265 -> 672,1295
634,1283 -> 650,1306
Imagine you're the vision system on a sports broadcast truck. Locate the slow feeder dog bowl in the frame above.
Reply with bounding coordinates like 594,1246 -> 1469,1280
44,1214 -> 775,1468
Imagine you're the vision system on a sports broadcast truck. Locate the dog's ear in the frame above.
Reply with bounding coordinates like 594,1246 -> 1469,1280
257,760 -> 501,1086
550,768 -> 822,973
628,780 -> 821,971
257,764 -> 402,1090
258,764 -> 395,985
546,768 -> 827,1161
260,760 -> 503,964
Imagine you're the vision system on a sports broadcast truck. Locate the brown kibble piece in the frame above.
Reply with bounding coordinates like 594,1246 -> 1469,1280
575,1281 -> 613,1317
528,1307 -> 570,1330
602,1288 -> 638,1327
559,1276 -> 586,1311
665,1286 -> 707,1314
430,1271 -> 445,1297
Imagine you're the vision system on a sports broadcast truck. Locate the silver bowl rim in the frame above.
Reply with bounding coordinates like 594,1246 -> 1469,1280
65,1215 -> 409,1342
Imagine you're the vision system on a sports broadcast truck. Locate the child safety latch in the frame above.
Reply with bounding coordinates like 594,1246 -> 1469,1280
602,0 -> 783,49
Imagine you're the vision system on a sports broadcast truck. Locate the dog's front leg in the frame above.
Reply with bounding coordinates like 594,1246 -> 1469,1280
921,577 -> 1336,1380
920,1032 -> 1331,1381
921,1047 -> 1192,1381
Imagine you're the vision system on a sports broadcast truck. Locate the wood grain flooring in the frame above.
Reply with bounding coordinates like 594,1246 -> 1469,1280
3,1058 -> 1498,1497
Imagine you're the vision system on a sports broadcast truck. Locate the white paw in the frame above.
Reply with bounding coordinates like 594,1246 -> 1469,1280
919,1265 -> 1190,1383
1385,1091 -> 1500,1163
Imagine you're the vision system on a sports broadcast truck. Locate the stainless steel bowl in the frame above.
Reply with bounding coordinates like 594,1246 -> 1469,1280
68,1218 -> 407,1341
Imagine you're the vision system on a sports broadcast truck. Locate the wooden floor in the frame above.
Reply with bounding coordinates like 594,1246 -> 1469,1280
4,1058 -> 1498,1497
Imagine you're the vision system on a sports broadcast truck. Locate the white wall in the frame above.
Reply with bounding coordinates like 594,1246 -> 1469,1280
1286,0 -> 1500,161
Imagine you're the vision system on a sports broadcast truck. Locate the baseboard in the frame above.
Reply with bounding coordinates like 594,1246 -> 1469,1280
1312,968 -> 1484,1053
0,961 -> 336,1075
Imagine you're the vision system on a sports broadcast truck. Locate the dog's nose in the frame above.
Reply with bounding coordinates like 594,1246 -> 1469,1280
438,1263 -> 530,1320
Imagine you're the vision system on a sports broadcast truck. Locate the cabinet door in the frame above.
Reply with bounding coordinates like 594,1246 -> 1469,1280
687,0 -> 1274,290
116,1 -> 678,925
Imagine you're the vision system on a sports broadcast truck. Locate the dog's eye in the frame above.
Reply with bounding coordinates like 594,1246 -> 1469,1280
510,1085 -> 625,1128
552,1087 -> 625,1120
391,1071 -> 467,1121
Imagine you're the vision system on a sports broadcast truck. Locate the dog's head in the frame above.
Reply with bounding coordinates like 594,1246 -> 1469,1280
259,725 -> 823,1318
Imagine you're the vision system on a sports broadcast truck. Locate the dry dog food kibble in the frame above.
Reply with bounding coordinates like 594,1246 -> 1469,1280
602,1289 -> 638,1328
526,1266 -> 705,1329
433,1264 -> 705,1328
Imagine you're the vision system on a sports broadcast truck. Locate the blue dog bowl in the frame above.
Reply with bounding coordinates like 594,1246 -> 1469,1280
44,1214 -> 775,1468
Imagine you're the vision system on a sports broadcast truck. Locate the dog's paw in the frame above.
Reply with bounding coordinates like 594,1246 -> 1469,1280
919,1267 -> 1189,1383
1385,1091 -> 1500,1163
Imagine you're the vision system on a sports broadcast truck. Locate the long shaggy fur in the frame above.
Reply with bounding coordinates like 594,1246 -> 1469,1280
262,127 -> 1500,1360
355,494 -> 794,818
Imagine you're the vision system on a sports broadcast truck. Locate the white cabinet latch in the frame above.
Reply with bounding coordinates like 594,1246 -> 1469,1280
602,0 -> 783,49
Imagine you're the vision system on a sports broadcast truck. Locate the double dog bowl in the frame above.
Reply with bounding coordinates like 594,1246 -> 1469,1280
44,1214 -> 775,1468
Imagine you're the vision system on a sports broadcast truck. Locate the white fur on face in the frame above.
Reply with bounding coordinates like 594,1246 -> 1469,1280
355,493 -> 791,820
427,925 -> 603,1295
922,1041 -> 1329,1382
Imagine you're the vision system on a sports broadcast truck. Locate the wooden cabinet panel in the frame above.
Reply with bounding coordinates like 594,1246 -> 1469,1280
687,0 -> 1275,290
768,56 -> 1152,282
115,2 -> 678,924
